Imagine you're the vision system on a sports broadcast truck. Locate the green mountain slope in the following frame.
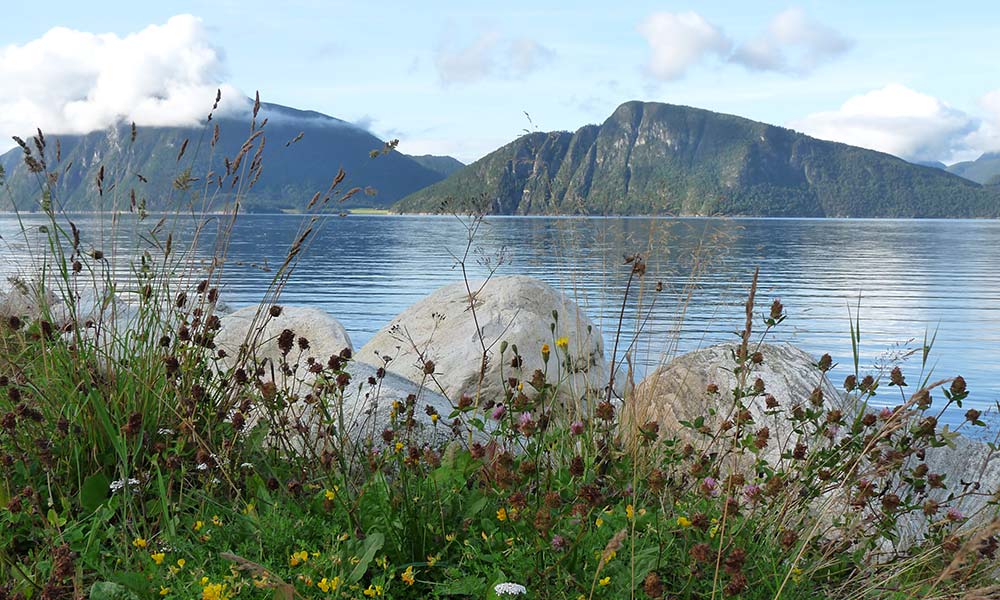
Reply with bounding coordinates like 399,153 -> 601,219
407,155 -> 465,178
395,101 -> 1000,217
0,102 -> 445,213
947,152 -> 1000,185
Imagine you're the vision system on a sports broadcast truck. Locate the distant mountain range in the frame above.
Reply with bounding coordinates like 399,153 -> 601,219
4,99 -> 999,218
0,102 -> 463,213
945,152 -> 1000,186
396,101 -> 1000,218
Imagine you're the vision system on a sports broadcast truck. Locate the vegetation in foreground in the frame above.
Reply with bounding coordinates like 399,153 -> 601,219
1,98 -> 998,600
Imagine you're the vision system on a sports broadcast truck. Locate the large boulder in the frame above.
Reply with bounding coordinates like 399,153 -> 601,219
627,343 -> 849,460
215,305 -> 353,381
356,276 -> 607,409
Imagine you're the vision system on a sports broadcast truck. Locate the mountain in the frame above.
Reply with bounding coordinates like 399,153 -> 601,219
0,102 -> 446,213
407,155 -> 465,178
947,152 -> 1000,185
395,101 -> 1000,218
914,160 -> 947,170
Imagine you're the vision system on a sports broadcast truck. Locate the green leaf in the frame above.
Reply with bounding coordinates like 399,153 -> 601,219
89,582 -> 141,600
347,532 -> 385,584
81,472 -> 110,513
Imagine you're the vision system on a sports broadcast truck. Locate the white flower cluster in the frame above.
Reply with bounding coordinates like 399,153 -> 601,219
109,478 -> 140,493
494,582 -> 527,596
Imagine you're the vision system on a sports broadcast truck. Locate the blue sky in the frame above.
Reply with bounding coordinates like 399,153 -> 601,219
2,1 -> 999,164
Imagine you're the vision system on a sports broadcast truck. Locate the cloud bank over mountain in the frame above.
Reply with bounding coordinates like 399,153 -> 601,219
0,14 -> 247,149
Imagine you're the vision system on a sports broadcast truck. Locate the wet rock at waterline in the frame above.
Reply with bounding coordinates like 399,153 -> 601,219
355,276 -> 608,406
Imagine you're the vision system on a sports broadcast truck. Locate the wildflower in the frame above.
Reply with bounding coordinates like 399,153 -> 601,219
595,517 -> 604,528
551,535 -> 566,550
445,532 -> 456,542
362,584 -> 383,597
150,552 -> 165,565
492,404 -> 506,420
193,520 -> 204,532
598,576 -> 611,586
133,537 -> 147,548
159,587 -> 170,596
325,489 -> 336,501
946,507 -> 964,521
677,516 -> 692,528
427,554 -> 439,567
626,504 -> 635,520
394,441 -> 404,453
196,463 -> 209,471
497,507 -> 508,521
494,582 -> 528,596
570,421 -> 585,435
556,336 -> 569,350
110,478 -> 141,493
317,577 -> 340,592
701,477 -> 720,497
431,413 -> 439,423
289,550 -> 309,566
401,565 -> 416,585
211,515 -> 222,526
541,343 -> 550,362
177,558 -> 186,568
201,583 -> 230,600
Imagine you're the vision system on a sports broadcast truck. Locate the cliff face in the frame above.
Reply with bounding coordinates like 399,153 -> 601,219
396,101 -> 1000,217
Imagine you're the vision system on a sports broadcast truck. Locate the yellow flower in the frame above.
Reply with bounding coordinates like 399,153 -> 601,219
626,504 -> 635,520
445,532 -> 456,542
401,565 -> 416,585
431,413 -> 439,423
317,576 -> 340,592
193,520 -> 204,532
150,552 -> 165,565
200,577 -> 209,586
201,583 -> 230,600
362,584 -> 383,597
243,502 -> 255,515
289,550 -> 309,567
426,554 -> 439,567
556,337 -> 569,349
595,517 -> 604,528
132,537 -> 147,548
211,515 -> 222,526
176,558 -> 186,568
159,587 -> 170,596
325,489 -> 336,501
541,343 -> 550,354
792,567 -> 803,583
599,576 -> 611,586
496,507 -> 508,521
394,441 -> 404,453
338,532 -> 350,541
677,516 -> 692,528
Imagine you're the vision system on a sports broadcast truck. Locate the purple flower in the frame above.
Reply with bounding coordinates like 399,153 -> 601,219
570,421 -> 585,435
551,535 -> 566,551
946,507 -> 964,521
491,404 -> 506,420
518,412 -> 533,426
701,477 -> 719,497
743,484 -> 762,503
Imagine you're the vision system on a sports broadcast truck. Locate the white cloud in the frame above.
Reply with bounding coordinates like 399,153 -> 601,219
638,8 -> 851,81
790,84 -> 986,162
434,31 -> 554,85
637,11 -> 731,81
731,7 -> 852,74
0,15 -> 247,148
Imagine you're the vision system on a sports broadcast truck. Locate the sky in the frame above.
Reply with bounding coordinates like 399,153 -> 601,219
2,1 -> 999,165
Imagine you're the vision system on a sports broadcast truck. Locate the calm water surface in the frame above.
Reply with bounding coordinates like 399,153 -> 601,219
3,214 -> 999,430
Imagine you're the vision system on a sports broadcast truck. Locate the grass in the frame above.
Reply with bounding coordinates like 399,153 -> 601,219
0,94 -> 998,600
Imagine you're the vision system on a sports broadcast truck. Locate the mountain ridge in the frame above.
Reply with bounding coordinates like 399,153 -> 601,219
395,101 -> 1000,218
0,102 -> 459,213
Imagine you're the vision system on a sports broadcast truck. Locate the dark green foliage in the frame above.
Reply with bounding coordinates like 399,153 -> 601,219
396,101 -> 1000,217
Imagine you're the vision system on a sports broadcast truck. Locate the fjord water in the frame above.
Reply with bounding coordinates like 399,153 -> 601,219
3,214 -> 999,429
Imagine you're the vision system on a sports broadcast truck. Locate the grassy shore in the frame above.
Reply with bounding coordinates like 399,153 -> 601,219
1,110 -> 998,600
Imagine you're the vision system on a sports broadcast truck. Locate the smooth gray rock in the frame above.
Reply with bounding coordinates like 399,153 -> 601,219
627,342 -> 849,461
215,305 -> 352,381
356,276 -> 607,409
